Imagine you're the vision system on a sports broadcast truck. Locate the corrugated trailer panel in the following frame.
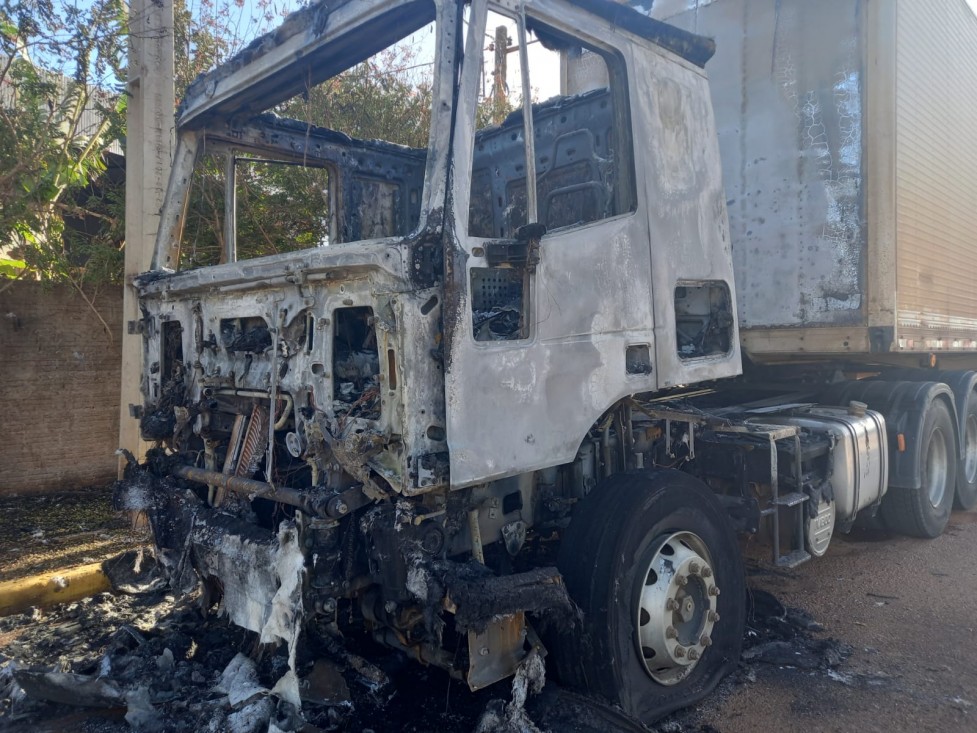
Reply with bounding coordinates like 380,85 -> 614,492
895,0 -> 977,348
653,0 -> 868,333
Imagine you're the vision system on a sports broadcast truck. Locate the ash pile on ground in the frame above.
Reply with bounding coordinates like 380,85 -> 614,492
740,587 -> 852,671
0,559 -> 536,733
0,561 -> 853,733
652,585 -> 855,733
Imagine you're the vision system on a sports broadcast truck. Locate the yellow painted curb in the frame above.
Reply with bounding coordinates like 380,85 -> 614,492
0,562 -> 112,617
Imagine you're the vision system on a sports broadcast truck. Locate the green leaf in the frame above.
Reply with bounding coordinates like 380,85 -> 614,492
0,258 -> 27,278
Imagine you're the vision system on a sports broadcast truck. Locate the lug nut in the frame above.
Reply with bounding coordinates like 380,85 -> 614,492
676,575 -> 689,587
689,561 -> 701,575
708,610 -> 720,623
701,567 -> 713,578
708,585 -> 720,596
674,646 -> 686,658
688,649 -> 700,661
665,599 -> 679,611
700,634 -> 713,647
665,625 -> 678,639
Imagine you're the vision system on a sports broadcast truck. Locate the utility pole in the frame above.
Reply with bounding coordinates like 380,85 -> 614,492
119,0 -> 175,473
492,25 -> 508,124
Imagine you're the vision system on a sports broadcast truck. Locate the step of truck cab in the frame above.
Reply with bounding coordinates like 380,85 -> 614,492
775,549 -> 812,569
760,492 -> 809,517
773,492 -> 808,507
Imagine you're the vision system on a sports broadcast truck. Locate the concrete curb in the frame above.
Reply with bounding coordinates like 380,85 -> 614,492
0,562 -> 112,617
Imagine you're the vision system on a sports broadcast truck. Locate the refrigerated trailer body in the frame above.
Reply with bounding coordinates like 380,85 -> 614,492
653,0 -> 977,363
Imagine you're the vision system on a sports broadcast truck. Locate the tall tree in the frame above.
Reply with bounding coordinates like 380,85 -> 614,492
0,0 -> 294,287
0,0 -> 127,290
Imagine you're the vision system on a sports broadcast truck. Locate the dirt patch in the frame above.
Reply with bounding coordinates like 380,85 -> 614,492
690,518 -> 977,733
0,489 -> 148,584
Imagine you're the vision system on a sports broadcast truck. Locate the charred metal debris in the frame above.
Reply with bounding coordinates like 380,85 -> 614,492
114,419 -> 576,702
0,571 -> 855,733
0,576 -> 599,732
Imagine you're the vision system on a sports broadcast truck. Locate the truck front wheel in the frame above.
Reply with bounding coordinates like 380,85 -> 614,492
883,398 -> 957,537
551,471 -> 745,723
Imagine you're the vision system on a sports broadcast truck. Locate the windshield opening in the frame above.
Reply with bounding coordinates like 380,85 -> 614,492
178,4 -> 437,270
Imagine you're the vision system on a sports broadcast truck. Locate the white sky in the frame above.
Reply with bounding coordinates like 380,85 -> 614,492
479,12 -> 562,104
393,9 -> 562,106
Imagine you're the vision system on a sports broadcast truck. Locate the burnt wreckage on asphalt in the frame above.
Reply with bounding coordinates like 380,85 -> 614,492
118,0 -> 769,722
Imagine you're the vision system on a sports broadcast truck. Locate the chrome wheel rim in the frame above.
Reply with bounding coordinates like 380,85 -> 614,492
636,531 -> 719,686
964,413 -> 977,486
926,426 -> 950,508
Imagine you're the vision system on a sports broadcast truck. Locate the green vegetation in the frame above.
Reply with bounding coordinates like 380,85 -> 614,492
1,2 -> 511,284
0,0 -> 126,290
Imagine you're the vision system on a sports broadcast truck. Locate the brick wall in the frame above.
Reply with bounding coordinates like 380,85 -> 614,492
0,282 -> 124,494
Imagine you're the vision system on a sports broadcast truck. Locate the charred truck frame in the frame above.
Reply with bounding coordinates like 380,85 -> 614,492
119,0 -> 977,722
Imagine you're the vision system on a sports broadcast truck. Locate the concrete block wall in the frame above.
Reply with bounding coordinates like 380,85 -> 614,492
0,282 -> 124,494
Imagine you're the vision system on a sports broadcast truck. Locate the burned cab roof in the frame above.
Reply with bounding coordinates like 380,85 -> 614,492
563,0 -> 715,67
177,0 -> 436,130
178,0 -> 713,131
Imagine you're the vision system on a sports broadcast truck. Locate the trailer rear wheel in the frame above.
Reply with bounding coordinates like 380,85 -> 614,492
882,399 -> 956,537
954,393 -> 977,510
551,471 -> 745,723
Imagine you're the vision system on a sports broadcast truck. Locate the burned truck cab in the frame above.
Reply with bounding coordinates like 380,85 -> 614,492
141,0 -> 456,501
124,0 -> 745,719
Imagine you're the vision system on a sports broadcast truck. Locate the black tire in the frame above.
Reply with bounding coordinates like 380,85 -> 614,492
882,398 -> 957,537
550,470 -> 745,724
954,392 -> 977,510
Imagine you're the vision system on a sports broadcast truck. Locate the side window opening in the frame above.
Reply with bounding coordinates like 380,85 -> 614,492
466,8 -> 635,343
675,282 -> 734,359
183,150 -> 226,269
467,14 -> 635,239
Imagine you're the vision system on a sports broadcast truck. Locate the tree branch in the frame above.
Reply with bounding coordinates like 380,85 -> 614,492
68,276 -> 114,341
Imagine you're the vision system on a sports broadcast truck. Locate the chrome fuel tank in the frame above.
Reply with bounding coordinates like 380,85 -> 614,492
751,406 -> 888,524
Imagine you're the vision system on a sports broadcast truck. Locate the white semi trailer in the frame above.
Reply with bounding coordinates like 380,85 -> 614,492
117,0 -> 977,724
647,0 -> 977,535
